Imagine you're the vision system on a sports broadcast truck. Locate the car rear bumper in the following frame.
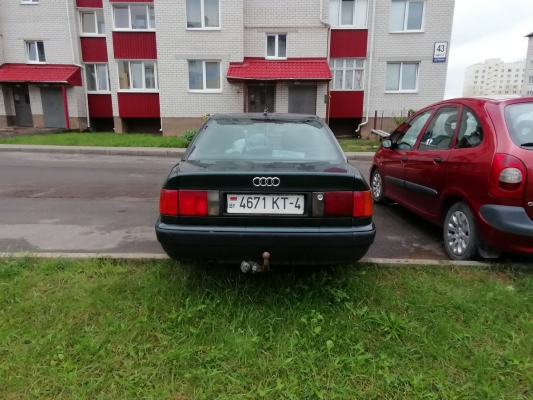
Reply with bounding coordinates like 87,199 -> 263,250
155,222 -> 376,265
479,205 -> 533,255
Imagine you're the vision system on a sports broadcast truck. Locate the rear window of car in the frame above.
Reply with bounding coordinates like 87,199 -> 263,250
504,102 -> 533,149
187,118 -> 344,162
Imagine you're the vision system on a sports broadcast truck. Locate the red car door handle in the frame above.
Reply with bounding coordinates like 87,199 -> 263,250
434,157 -> 442,163
401,157 -> 407,162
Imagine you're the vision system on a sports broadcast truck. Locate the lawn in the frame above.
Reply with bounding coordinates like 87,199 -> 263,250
0,133 -> 188,148
1,258 -> 533,399
337,138 -> 380,153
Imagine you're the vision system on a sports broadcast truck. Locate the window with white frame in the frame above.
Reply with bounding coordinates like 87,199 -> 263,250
118,61 -> 157,90
329,0 -> 368,28
80,10 -> 105,35
188,60 -> 221,91
530,76 -> 533,84
85,64 -> 110,92
527,91 -> 533,95
114,4 -> 156,30
266,34 -> 287,59
26,41 -> 46,63
21,0 -> 39,3
186,0 -> 220,29
390,0 -> 425,32
386,62 -> 419,92
330,59 -> 365,90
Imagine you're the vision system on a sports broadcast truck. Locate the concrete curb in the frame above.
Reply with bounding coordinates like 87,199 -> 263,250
0,252 -> 516,268
0,144 -> 375,161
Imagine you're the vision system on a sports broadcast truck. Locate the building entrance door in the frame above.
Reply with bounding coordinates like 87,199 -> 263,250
288,84 -> 317,115
248,84 -> 275,113
13,86 -> 33,127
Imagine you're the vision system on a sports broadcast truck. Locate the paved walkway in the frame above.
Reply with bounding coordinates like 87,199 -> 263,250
0,144 -> 375,160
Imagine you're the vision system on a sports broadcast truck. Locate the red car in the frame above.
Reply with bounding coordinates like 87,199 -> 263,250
371,96 -> 533,260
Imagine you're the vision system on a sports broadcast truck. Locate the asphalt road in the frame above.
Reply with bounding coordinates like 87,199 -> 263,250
0,151 -> 471,260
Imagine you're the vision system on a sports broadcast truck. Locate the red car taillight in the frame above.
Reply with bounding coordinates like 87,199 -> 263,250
324,191 -> 372,217
160,189 -> 219,216
353,191 -> 373,218
489,154 -> 527,199
179,190 -> 208,216
160,189 -> 179,216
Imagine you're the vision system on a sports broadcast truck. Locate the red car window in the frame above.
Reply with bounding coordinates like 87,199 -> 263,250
456,107 -> 484,149
418,107 -> 459,151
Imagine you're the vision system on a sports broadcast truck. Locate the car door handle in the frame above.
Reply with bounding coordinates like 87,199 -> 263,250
434,157 -> 442,163
401,157 -> 407,162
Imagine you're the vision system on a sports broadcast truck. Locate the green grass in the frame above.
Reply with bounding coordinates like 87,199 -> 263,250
1,259 -> 533,399
338,138 -> 380,153
0,133 -> 188,148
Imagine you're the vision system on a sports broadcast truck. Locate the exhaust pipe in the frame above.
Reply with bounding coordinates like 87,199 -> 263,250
241,252 -> 271,274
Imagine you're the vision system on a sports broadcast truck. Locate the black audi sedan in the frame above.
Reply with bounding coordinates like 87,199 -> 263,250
156,113 -> 375,268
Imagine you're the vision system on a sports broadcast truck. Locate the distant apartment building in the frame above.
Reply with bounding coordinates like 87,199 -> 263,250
522,32 -> 533,96
0,0 -> 455,137
463,58 -> 526,98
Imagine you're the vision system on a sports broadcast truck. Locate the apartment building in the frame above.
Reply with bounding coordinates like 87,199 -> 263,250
522,32 -> 533,96
463,58 -> 526,98
0,0 -> 455,137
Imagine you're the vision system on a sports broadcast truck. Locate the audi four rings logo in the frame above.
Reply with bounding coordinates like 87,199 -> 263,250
253,177 -> 280,187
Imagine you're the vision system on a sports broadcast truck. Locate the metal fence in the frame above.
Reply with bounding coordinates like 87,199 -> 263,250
371,109 -> 415,133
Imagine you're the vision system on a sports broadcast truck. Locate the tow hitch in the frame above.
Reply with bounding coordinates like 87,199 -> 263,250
240,252 -> 271,274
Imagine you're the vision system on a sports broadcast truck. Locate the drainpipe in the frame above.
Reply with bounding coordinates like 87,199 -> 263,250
319,0 -> 331,122
62,85 -> 70,130
65,0 -> 91,130
356,0 -> 377,134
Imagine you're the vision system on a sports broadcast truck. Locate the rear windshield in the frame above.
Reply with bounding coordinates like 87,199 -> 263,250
504,102 -> 533,148
187,118 -> 343,162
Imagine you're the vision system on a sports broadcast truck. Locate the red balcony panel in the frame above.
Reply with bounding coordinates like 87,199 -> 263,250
329,91 -> 364,118
330,30 -> 368,58
76,0 -> 103,7
118,93 -> 160,118
113,32 -> 157,59
80,38 -> 108,63
88,94 -> 113,118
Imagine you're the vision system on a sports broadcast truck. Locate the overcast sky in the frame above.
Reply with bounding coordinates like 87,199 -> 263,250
444,0 -> 533,99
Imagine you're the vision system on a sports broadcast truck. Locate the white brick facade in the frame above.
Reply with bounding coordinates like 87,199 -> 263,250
365,0 -> 455,117
522,34 -> 533,96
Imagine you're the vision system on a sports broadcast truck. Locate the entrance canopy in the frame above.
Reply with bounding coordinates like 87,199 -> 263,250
0,64 -> 82,86
227,58 -> 331,81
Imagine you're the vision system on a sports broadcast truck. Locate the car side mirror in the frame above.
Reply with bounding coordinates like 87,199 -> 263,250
382,139 -> 392,149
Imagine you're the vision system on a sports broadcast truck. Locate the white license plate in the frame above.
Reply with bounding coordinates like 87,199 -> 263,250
227,194 -> 304,215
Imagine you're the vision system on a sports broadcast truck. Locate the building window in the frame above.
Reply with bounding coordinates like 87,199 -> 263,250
118,61 -> 157,90
186,0 -> 220,29
21,0 -> 39,3
26,41 -> 45,63
386,62 -> 419,92
266,34 -> 287,59
85,64 -> 110,92
329,0 -> 368,28
113,5 -> 156,30
529,76 -> 533,84
390,0 -> 425,32
80,10 -> 105,35
527,91 -> 533,95
530,61 -> 533,69
188,60 -> 221,92
330,59 -> 364,90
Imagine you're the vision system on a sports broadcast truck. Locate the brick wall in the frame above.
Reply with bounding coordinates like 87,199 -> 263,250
522,37 -> 533,95
365,0 -> 456,118
155,0 -> 246,118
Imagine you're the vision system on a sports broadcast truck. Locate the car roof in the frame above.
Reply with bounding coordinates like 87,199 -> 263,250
208,113 -> 320,121
427,95 -> 529,109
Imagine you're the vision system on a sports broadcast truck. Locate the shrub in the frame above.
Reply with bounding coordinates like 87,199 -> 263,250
183,129 -> 198,146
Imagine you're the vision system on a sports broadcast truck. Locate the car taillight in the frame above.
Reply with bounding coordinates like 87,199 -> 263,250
160,189 -> 179,216
179,190 -> 208,216
353,191 -> 373,217
489,154 -> 527,199
324,191 -> 372,218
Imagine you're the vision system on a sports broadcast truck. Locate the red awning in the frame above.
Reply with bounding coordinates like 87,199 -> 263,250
227,58 -> 331,81
0,64 -> 82,86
